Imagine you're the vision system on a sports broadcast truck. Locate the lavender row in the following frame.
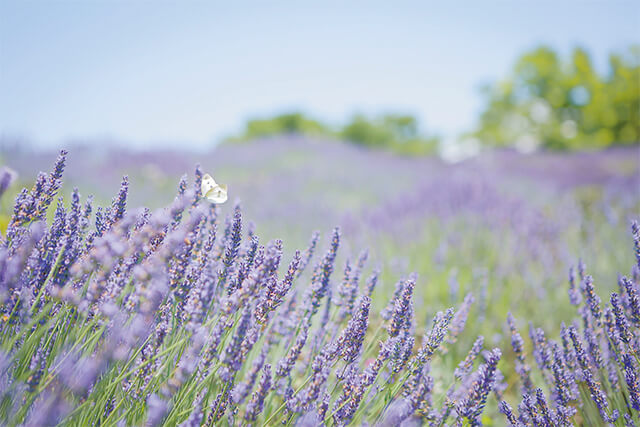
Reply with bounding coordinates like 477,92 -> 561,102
0,151 -> 638,426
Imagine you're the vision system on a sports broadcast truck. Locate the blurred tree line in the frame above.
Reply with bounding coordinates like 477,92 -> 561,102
472,45 -> 639,150
227,45 -> 638,154
225,112 -> 440,155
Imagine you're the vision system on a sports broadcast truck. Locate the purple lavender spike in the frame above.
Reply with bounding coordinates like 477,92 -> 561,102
244,364 -> 272,422
364,268 -> 380,298
305,227 -> 340,316
448,293 -> 474,344
391,329 -> 415,373
381,398 -> 413,426
296,230 -> 320,279
0,167 -> 16,200
632,220 -> 640,270
337,296 -> 371,363
193,164 -> 203,206
625,413 -> 638,427
499,400 -> 522,427
534,388 -> 554,426
108,176 -> 129,228
568,326 -> 617,423
181,391 -> 205,427
621,276 -> 640,325
507,313 -> 534,396
454,336 -> 484,380
387,277 -> 415,338
458,348 -> 502,426
549,342 -> 578,409
583,326 -> 603,369
219,304 -> 253,381
421,308 -> 454,361
146,393 -> 169,425
622,353 -> 640,410
582,275 -> 602,324
381,275 -> 410,321
568,266 -> 581,305
276,323 -> 309,379
222,204 -> 242,270
611,293 -> 633,343
35,149 -> 67,220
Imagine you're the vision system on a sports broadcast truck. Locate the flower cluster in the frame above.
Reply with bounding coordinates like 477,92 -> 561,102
500,231 -> 640,426
0,151 -> 638,426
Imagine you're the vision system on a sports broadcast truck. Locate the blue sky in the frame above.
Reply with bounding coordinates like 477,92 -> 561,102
1,1 -> 638,149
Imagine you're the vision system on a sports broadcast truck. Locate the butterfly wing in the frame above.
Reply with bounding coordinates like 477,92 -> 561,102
201,173 -> 217,196
201,173 -> 227,204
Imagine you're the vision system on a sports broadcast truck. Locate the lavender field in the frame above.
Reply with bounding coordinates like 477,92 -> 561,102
0,139 -> 639,426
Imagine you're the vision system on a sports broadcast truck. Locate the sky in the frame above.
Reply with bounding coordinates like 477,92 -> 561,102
0,0 -> 638,150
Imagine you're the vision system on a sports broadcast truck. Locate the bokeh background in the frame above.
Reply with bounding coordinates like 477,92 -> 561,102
1,0 -> 639,408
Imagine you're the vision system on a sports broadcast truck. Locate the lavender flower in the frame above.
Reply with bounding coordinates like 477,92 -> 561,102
448,293 -> 474,344
305,228 -> 340,316
296,230 -> 320,279
0,167 -> 16,200
611,292 -> 633,343
244,364 -> 272,422
536,388 -> 556,426
568,326 -> 617,423
336,296 -> 371,363
387,277 -> 415,338
621,276 -> 640,325
622,353 -> 640,410
498,400 -> 521,427
454,335 -> 484,380
276,323 -> 309,379
458,348 -> 502,426
568,266 -> 581,305
582,275 -> 603,324
632,220 -> 640,270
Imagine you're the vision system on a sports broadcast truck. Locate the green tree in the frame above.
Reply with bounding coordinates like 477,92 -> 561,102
473,45 -> 639,151
226,112 -> 330,142
341,114 -> 439,155
227,112 -> 440,155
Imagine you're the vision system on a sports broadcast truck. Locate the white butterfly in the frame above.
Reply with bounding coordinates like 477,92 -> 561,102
201,173 -> 228,204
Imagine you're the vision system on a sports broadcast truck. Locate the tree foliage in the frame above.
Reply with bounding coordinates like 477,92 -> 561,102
226,113 -> 330,142
473,45 -> 640,151
227,112 -> 440,155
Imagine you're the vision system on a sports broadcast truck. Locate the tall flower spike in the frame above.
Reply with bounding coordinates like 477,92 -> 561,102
507,313 -> 534,396
306,227 -> 340,316
193,164 -> 203,206
387,276 -> 415,337
568,266 -> 581,305
223,204 -> 242,270
38,149 -> 67,218
108,176 -> 129,228
568,326 -> 617,423
534,388 -> 554,426
622,353 -> 640,411
448,293 -> 474,344
458,348 -> 502,426
337,296 -> 371,363
621,276 -> 640,325
454,335 -> 484,380
422,308 -> 455,359
611,292 -> 632,343
0,167 -> 15,201
365,268 -> 380,298
244,364 -> 272,423
498,400 -> 521,427
297,230 -> 320,278
632,220 -> 640,270
582,275 -> 602,324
